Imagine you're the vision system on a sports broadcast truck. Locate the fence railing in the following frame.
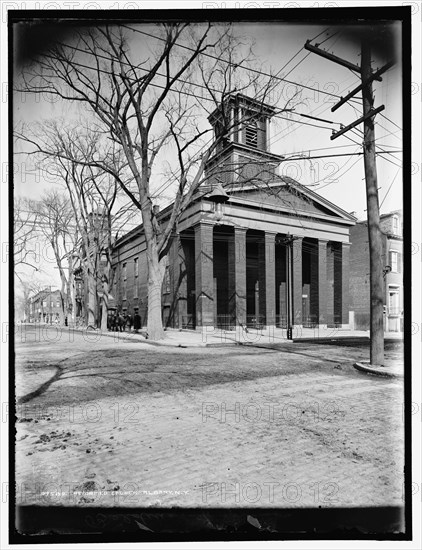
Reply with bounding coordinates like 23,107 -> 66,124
181,315 -> 195,330
302,315 -> 318,329
327,315 -> 342,328
216,315 -> 237,331
276,315 -> 287,329
246,315 -> 266,329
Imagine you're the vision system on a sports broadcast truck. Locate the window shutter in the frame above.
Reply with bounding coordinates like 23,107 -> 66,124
398,253 -> 402,273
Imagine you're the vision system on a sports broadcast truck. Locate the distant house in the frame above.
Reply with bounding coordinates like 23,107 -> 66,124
110,93 -> 356,331
28,288 -> 64,324
349,210 -> 403,332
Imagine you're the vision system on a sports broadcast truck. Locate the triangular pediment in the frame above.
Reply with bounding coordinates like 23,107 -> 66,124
226,177 -> 355,222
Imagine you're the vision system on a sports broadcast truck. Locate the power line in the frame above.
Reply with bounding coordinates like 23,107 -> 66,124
314,155 -> 362,191
380,167 -> 401,208
35,25 -> 365,207
347,128 -> 402,169
281,141 -> 396,158
379,112 -> 401,131
268,72 -> 364,148
151,35 -> 343,199
122,25 -> 346,100
37,42 -> 342,203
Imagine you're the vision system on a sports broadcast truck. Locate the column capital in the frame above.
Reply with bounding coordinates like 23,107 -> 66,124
318,238 -> 329,245
264,231 -> 277,242
234,226 -> 248,234
341,241 -> 352,247
193,221 -> 215,231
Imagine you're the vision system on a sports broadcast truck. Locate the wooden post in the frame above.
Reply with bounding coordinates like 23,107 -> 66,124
361,39 -> 384,366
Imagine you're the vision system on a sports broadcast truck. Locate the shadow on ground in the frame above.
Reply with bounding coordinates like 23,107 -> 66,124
16,343 -> 398,408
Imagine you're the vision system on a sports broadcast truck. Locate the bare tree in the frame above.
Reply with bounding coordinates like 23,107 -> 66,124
17,122 -> 138,329
15,278 -> 46,322
16,23 -> 299,339
31,191 -> 78,323
13,197 -> 41,282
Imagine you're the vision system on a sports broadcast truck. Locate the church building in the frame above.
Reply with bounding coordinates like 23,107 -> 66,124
111,94 -> 356,331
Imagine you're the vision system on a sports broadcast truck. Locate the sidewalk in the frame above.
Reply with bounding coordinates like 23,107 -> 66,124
17,323 -> 404,349
353,361 -> 404,378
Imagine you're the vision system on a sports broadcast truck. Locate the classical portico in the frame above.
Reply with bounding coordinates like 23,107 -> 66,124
175,215 -> 352,331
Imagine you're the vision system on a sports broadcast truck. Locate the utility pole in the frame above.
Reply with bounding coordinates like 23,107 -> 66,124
360,39 -> 384,366
304,35 -> 394,366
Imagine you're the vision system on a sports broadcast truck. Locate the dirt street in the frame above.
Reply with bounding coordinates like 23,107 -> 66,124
15,326 -> 404,509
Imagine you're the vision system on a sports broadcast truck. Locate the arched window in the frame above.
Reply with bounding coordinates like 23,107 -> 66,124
392,215 -> 399,235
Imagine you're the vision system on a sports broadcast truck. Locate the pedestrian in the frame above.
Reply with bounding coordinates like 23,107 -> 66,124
133,309 -> 141,333
126,313 -> 133,332
117,312 -> 125,332
111,312 -> 118,332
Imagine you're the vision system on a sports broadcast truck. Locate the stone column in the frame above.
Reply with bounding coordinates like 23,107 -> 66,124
341,242 -> 351,326
265,232 -> 276,327
326,242 -> 335,326
318,239 -> 328,328
292,237 -> 303,326
258,238 -> 266,324
194,222 -> 214,328
333,242 -> 342,326
228,228 -> 247,326
177,238 -> 188,329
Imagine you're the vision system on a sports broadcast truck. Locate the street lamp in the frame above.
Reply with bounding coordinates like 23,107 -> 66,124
207,182 -> 229,222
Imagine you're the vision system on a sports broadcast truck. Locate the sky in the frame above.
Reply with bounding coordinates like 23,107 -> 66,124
8,7 -> 407,292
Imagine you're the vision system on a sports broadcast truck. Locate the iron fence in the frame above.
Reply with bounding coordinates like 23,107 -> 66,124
276,315 -> 287,329
216,315 -> 237,331
181,315 -> 195,330
246,315 -> 266,329
302,315 -> 318,328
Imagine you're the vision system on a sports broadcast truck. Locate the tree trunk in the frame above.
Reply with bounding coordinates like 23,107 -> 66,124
146,242 -> 167,340
101,280 -> 109,332
70,269 -> 77,323
59,284 -> 66,325
87,269 -> 97,327
66,274 -> 72,321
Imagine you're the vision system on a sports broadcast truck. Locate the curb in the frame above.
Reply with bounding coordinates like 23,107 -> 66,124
47,325 -> 240,348
353,361 -> 403,379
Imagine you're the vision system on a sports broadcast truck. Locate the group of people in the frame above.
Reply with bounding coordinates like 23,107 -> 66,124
107,309 -> 141,333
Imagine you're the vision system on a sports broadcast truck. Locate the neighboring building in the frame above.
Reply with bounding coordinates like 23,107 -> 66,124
110,94 -> 356,331
349,210 -> 403,332
28,288 -> 64,324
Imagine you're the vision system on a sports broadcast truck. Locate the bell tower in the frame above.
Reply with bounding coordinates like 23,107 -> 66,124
205,93 -> 284,189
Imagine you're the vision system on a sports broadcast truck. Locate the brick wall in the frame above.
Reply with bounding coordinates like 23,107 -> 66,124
349,222 -> 403,330
349,224 -> 370,329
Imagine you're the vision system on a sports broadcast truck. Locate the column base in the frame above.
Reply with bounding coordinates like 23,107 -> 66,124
196,325 -> 215,332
